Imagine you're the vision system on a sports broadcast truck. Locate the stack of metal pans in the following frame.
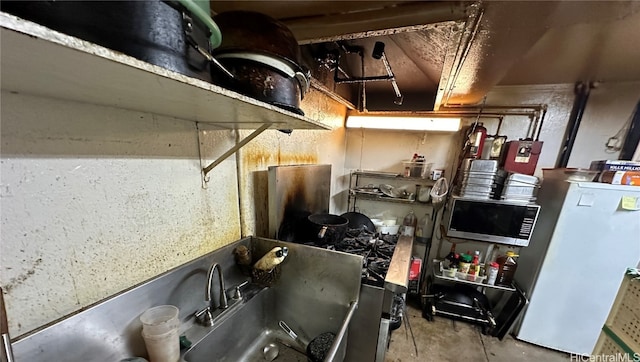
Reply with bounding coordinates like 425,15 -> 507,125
500,173 -> 540,203
456,159 -> 506,200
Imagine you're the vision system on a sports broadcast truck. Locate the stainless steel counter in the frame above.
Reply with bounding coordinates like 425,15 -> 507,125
385,235 -> 413,294
346,235 -> 414,362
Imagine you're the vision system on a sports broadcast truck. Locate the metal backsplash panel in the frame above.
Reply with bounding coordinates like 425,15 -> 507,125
268,164 -> 331,240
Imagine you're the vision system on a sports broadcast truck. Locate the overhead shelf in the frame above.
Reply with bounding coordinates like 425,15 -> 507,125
0,12 -> 330,131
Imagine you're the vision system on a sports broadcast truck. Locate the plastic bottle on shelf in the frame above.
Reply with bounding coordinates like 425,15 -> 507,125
487,262 -> 499,285
415,211 -> 432,244
473,251 -> 481,274
495,251 -> 519,287
444,243 -> 457,269
401,210 -> 417,237
458,254 -> 472,274
445,252 -> 459,278
467,251 -> 480,281
485,245 -> 500,273
466,251 -> 479,281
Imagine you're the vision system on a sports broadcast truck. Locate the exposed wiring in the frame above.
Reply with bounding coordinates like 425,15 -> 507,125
403,300 -> 419,356
606,113 -> 633,153
468,96 -> 487,136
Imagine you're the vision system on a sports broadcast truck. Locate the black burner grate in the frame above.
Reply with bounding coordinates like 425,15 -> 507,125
305,227 -> 399,286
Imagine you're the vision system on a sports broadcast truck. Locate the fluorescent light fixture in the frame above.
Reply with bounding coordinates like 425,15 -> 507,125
346,115 -> 461,132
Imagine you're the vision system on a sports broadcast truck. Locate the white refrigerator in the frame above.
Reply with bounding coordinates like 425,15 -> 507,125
514,179 -> 640,355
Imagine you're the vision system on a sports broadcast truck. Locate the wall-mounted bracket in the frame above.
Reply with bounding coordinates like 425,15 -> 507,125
200,123 -> 272,187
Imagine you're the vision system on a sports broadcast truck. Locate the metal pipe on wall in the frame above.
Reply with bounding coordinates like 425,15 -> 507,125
442,104 -> 545,110
534,105 -> 548,141
355,110 -> 538,117
620,100 -> 640,160
438,2 -> 484,108
556,82 -> 593,167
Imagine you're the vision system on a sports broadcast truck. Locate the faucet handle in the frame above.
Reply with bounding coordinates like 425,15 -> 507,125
233,280 -> 250,300
195,307 -> 214,327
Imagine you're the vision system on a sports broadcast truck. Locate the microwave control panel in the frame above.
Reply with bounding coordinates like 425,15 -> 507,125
518,206 -> 540,239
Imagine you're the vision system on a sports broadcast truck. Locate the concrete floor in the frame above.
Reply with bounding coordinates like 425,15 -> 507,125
384,301 -> 569,362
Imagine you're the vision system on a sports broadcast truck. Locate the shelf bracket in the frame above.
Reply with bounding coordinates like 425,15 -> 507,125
201,123 -> 272,184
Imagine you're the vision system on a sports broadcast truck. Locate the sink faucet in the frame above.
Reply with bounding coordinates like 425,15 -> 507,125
206,263 -> 228,311
195,263 -> 228,326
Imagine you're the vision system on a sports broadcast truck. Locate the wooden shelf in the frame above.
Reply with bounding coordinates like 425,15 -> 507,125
0,12 -> 330,131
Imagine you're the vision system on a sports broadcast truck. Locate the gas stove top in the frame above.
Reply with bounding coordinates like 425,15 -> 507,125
303,228 -> 399,287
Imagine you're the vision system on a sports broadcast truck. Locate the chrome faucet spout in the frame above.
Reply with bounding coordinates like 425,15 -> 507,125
205,263 -> 228,310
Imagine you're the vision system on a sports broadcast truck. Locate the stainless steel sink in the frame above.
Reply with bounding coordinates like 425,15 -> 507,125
182,286 -> 358,362
11,237 -> 362,362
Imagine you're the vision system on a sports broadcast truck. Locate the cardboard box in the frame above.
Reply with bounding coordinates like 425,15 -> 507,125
590,160 -> 640,172
599,171 -> 640,186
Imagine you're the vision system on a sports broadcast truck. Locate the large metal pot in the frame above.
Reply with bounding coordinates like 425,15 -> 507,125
307,213 -> 349,245
214,56 -> 307,115
2,0 -> 220,83
340,211 -> 376,233
212,10 -> 300,63
211,11 -> 309,115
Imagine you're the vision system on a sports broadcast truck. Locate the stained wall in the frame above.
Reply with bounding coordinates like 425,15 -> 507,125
237,89 -> 348,238
0,92 -> 242,337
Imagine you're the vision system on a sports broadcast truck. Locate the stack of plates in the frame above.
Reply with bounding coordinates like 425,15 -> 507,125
500,173 -> 540,203
456,160 -> 506,200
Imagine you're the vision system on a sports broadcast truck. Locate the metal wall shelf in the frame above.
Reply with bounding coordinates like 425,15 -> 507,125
350,192 -> 432,205
0,12 -> 330,181
348,170 -> 436,211
353,171 -> 436,184
0,12 -> 330,131
432,261 -> 516,292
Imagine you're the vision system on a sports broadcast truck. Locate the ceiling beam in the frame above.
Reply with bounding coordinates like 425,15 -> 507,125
283,1 -> 469,44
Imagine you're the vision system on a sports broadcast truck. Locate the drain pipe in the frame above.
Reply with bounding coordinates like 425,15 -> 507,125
556,82 -> 593,167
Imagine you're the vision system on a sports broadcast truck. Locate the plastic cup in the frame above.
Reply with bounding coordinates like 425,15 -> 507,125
142,328 -> 180,362
140,305 -> 179,336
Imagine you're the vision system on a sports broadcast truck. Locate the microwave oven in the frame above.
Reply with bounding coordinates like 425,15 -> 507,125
445,197 -> 541,246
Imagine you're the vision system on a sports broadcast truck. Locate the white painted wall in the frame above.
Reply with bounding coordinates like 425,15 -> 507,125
344,128 -> 461,223
0,92 -> 242,337
483,82 -> 640,172
480,84 -> 575,177
568,81 -> 640,166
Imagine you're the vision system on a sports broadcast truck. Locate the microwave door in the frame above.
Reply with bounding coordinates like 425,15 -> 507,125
447,199 -> 539,246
